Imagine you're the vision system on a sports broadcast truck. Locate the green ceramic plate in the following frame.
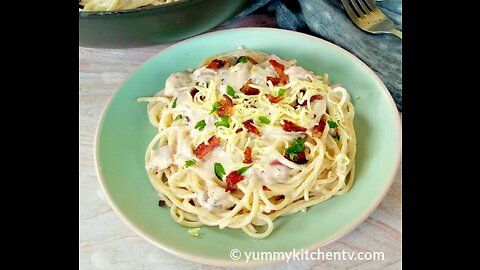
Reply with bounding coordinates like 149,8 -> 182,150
95,28 -> 401,266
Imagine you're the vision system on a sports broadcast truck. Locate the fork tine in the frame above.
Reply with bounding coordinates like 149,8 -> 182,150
340,0 -> 361,20
364,0 -> 379,12
349,0 -> 366,17
357,0 -> 372,13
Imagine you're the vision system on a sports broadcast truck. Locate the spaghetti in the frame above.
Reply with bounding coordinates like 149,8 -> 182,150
137,49 -> 356,238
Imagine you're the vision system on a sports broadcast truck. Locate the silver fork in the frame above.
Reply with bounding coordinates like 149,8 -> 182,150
340,0 -> 402,39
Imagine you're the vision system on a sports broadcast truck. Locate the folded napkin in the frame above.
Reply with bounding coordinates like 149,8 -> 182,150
229,0 -> 402,111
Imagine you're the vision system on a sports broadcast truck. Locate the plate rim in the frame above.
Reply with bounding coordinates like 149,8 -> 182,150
93,27 -> 402,266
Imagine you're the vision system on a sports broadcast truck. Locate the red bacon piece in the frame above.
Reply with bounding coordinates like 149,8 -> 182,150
247,56 -> 258,64
206,59 -> 229,70
235,128 -> 243,133
269,59 -> 289,85
312,115 -> 328,137
299,94 -> 324,106
243,120 -> 261,136
240,80 -> 260,95
266,76 -> 282,86
194,136 -> 220,159
282,120 -> 307,132
217,94 -> 233,116
270,160 -> 282,166
265,93 -> 282,103
243,147 -> 252,164
190,88 -> 205,101
225,171 -> 245,192
284,151 -> 308,164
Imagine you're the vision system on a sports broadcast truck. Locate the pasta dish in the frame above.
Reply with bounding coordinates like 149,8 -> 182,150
137,49 -> 356,238
79,0 -> 181,11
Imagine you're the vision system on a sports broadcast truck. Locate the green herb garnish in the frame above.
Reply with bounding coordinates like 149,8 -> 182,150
174,115 -> 183,121
210,101 -> 224,114
285,137 -> 306,160
278,89 -> 285,96
214,163 -> 226,180
184,160 -> 196,168
237,165 -> 253,175
333,135 -> 340,142
214,115 -> 230,128
195,120 -> 206,131
327,120 -> 338,128
172,98 -> 177,108
227,85 -> 238,98
237,56 -> 248,63
259,116 -> 271,124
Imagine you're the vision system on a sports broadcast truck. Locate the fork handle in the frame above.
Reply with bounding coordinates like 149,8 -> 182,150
390,29 -> 402,39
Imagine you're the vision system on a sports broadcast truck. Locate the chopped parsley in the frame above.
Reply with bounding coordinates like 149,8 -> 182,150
285,137 -> 306,160
226,85 -> 238,98
237,165 -> 252,175
259,116 -> 271,124
172,97 -> 177,108
184,160 -> 196,168
237,56 -> 248,63
174,115 -> 183,121
214,115 -> 229,128
210,101 -> 224,114
214,163 -> 226,180
195,120 -> 206,131
327,120 -> 338,128
278,89 -> 285,96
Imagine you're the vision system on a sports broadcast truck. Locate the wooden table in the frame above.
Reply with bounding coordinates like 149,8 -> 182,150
80,14 -> 401,270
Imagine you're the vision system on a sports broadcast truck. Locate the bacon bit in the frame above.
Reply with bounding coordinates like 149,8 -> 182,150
194,136 -> 220,159
206,59 -> 229,70
243,147 -> 253,164
188,199 -> 195,206
225,171 -> 245,192
243,119 -> 261,136
217,94 -> 233,116
312,115 -> 327,138
158,200 -> 166,207
190,88 -> 205,101
282,120 -> 307,132
265,93 -> 282,103
262,185 -> 270,191
270,160 -> 283,166
240,80 -> 260,95
284,151 -> 308,164
299,94 -> 324,106
266,76 -> 282,86
235,128 -> 243,133
269,59 -> 289,85
246,56 -> 258,64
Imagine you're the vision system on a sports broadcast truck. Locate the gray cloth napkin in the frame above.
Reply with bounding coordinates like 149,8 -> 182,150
228,0 -> 402,111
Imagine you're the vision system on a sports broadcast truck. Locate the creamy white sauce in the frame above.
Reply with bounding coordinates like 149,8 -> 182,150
193,67 -> 217,83
172,90 -> 209,126
250,64 -> 277,85
197,186 -> 235,212
164,72 -> 194,96
173,135 -> 195,166
218,63 -> 251,91
262,126 -> 302,144
260,164 -> 290,184
147,146 -> 173,171
306,98 -> 327,128
285,66 -> 314,82
190,148 -> 241,182
244,161 -> 290,185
